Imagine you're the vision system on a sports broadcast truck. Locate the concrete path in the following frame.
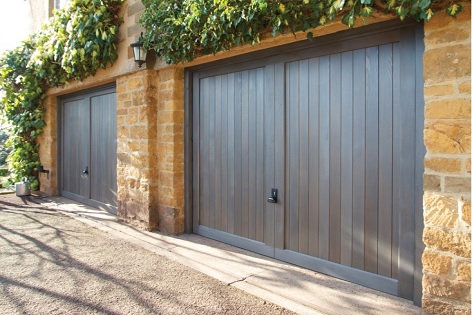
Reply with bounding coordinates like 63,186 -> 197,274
3,193 -> 423,314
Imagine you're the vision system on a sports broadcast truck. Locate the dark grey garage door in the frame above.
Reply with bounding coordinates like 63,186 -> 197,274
60,85 -> 117,213
190,22 -> 423,302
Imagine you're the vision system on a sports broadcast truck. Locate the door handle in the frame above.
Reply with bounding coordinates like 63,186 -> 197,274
267,189 -> 278,203
82,166 -> 88,174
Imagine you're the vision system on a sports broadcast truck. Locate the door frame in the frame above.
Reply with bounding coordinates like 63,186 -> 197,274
184,20 -> 424,305
57,83 -> 117,213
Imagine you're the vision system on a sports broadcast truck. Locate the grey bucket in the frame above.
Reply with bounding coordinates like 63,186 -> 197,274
15,181 -> 30,196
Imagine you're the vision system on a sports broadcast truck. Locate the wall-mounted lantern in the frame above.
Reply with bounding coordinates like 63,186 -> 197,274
130,32 -> 148,68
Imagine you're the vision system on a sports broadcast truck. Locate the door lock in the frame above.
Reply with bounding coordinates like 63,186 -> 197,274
82,166 -> 88,175
267,189 -> 278,203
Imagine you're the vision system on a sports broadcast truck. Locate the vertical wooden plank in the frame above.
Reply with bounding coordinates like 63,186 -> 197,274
202,77 -> 211,228
234,72 -> 243,236
214,76 -> 223,230
378,44 -> 394,278
241,70 -> 250,238
298,59 -> 310,255
318,55 -> 330,261
199,78 -> 209,227
364,46 -> 379,274
352,49 -> 366,270
329,53 -> 342,264
287,61 -> 300,251
248,69 -> 257,240
80,100 -> 87,195
220,74 -> 229,232
340,51 -> 353,267
274,62 -> 285,250
264,64 -> 275,248
255,68 -> 265,243
227,73 -> 236,234
62,101 -> 74,193
308,57 -> 320,257
192,73 -> 201,231
391,42 -> 401,281
208,76 -> 216,229
397,28 -> 417,300
414,24 -> 426,305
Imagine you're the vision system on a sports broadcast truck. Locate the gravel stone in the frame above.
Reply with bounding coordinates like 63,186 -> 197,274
0,194 -> 295,315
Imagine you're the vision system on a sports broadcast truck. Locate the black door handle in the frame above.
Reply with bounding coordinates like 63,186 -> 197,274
82,166 -> 88,174
267,189 -> 277,203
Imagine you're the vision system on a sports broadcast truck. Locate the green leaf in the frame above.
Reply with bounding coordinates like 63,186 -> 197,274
422,8 -> 434,21
446,3 -> 462,16
360,6 -> 374,17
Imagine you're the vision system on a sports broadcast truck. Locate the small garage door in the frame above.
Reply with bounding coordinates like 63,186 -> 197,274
60,85 -> 117,213
190,22 -> 423,301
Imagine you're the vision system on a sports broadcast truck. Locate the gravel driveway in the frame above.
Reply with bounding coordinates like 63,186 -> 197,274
0,194 -> 294,315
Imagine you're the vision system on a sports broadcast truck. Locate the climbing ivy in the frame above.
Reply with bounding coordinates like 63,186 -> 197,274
140,0 -> 463,64
0,0 -> 123,190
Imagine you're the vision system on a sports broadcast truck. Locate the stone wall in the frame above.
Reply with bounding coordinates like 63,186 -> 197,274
115,66 -> 185,233
155,67 -> 185,234
116,70 -> 159,230
37,95 -> 58,196
422,3 -> 471,314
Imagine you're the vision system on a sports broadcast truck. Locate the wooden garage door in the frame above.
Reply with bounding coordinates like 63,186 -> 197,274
191,23 -> 423,301
60,85 -> 117,213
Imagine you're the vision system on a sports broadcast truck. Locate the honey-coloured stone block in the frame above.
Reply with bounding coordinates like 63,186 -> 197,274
461,200 -> 471,225
456,261 -> 471,281
425,99 -> 471,119
424,174 -> 442,192
425,157 -> 462,173
424,45 -> 471,82
424,84 -> 455,97
423,227 -> 471,258
424,192 -> 459,228
454,306 -> 472,315
422,297 -> 454,315
422,251 -> 452,275
424,129 -> 464,154
444,176 -> 471,194
423,274 -> 471,302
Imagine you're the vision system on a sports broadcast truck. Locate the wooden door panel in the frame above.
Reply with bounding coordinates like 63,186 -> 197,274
90,92 -> 117,208
62,98 -> 89,198
61,86 -> 117,213
191,23 -> 423,301
196,67 -> 274,245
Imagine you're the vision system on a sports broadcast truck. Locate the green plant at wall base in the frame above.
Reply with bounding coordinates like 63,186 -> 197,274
0,0 -> 123,190
140,0 -> 463,64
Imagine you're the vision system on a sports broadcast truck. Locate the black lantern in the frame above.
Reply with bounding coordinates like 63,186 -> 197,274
130,32 -> 147,68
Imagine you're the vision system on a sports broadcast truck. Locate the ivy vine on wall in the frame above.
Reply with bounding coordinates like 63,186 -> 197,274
140,0 -> 463,64
0,0 -> 123,190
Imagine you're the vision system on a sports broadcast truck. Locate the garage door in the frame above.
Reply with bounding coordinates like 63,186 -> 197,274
60,85 -> 117,213
190,23 -> 423,301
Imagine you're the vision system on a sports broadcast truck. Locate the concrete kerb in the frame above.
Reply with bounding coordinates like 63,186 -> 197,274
31,196 -> 422,315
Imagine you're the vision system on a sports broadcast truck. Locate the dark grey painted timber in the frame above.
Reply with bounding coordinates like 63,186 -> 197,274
413,24 -> 426,306
90,92 -> 117,209
184,72 -> 193,233
188,21 -> 423,303
198,226 -> 275,257
340,50 -> 353,267
59,84 -> 117,214
194,68 -> 272,243
62,98 -> 90,198
275,248 -> 398,296
397,26 -> 418,300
